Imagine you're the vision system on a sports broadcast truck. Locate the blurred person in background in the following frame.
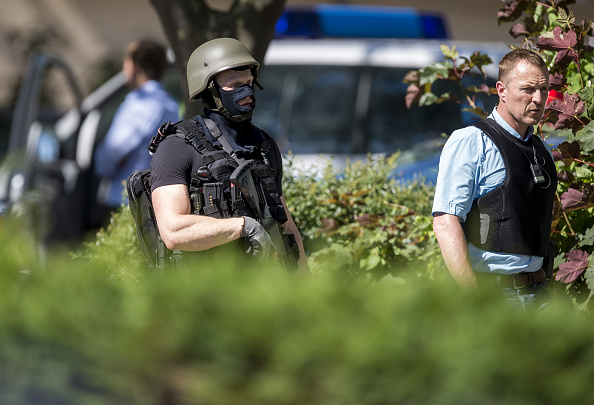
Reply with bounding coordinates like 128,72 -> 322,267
94,39 -> 180,209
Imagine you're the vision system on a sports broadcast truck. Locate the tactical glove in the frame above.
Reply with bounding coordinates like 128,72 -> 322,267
241,216 -> 275,258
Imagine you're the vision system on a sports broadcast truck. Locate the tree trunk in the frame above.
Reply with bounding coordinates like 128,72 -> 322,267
150,0 -> 286,118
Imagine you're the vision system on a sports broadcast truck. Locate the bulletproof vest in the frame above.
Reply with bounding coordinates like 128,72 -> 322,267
462,118 -> 557,257
151,116 -> 287,224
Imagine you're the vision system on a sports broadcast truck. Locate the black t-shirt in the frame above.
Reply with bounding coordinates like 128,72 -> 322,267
150,122 -> 284,195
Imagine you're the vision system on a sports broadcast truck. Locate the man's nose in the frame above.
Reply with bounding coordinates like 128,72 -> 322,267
533,90 -> 545,104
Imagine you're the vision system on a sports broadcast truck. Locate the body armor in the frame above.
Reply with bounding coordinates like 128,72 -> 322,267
149,116 -> 287,224
462,118 -> 557,257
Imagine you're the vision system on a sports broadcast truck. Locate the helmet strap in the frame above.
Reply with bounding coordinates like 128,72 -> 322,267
254,78 -> 264,91
250,66 -> 264,91
206,80 -> 254,122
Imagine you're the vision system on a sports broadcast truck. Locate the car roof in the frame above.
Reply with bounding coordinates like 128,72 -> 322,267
264,38 -> 510,76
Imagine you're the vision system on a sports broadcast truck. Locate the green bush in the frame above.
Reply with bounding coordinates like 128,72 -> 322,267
1,218 -> 593,404
74,206 -> 146,283
282,154 -> 440,281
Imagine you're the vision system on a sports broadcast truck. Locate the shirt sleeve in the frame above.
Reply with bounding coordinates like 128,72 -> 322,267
432,127 -> 483,221
150,136 -> 196,192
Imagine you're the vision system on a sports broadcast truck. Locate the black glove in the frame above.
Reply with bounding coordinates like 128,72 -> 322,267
241,216 -> 275,258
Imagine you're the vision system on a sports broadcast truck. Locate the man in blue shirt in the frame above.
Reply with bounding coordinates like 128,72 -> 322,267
94,39 -> 180,208
432,49 -> 556,308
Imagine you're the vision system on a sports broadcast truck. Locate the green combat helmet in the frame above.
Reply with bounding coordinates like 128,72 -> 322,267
187,37 -> 263,121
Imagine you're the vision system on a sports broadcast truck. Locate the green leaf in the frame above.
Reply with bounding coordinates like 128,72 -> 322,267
575,166 -> 593,179
469,52 -> 494,77
583,58 -> 594,77
362,254 -> 382,271
579,226 -> 594,247
574,122 -> 594,153
578,86 -> 594,104
555,8 -> 575,30
544,127 -> 573,139
440,44 -> 458,60
565,61 -> 582,92
419,92 -> 438,106
548,11 -> 558,27
533,3 -> 545,24
419,62 -> 451,86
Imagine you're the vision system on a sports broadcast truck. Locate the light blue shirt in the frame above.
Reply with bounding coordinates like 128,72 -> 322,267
94,80 -> 180,207
432,107 -> 550,275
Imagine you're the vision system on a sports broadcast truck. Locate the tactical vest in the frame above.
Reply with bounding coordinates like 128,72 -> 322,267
462,118 -> 557,257
150,116 -> 287,224
127,116 -> 296,270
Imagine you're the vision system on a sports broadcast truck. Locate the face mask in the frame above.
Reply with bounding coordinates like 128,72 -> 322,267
219,84 -> 256,118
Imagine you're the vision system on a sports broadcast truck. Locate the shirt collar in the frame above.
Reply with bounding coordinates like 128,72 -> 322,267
490,107 -> 534,141
137,80 -> 162,92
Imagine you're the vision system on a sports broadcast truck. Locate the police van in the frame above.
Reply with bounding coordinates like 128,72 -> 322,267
0,4 -> 509,243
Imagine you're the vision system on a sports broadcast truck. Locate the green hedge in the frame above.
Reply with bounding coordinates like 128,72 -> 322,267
0,216 -> 593,404
282,154 -> 440,280
3,155 -> 591,403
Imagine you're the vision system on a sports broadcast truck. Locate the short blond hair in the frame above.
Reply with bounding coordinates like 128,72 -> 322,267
498,49 -> 548,84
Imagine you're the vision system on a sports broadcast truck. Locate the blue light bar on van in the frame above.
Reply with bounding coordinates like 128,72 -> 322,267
275,4 -> 448,40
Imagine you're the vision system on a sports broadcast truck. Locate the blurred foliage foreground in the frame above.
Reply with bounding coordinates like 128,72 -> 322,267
1,155 -> 594,404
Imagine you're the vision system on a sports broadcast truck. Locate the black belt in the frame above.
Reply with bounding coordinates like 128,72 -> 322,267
477,268 -> 547,289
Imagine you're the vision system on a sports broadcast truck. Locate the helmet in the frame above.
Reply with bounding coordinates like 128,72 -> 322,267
187,38 -> 260,100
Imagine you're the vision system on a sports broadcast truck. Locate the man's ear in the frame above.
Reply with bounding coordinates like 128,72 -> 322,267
496,81 -> 506,102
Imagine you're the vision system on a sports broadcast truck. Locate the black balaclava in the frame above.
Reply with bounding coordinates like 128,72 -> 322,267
218,83 -> 256,118
203,65 -> 262,122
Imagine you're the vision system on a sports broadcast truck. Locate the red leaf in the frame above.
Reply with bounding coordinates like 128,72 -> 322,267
356,214 -> 379,227
556,249 -> 590,283
538,26 -> 578,50
546,93 -> 585,130
549,73 -> 566,90
560,188 -> 585,211
537,26 -> 578,66
560,184 -> 594,212
557,170 -> 572,183
549,93 -> 585,116
405,84 -> 421,109
510,22 -> 528,37
497,0 -> 526,22
554,141 -> 582,165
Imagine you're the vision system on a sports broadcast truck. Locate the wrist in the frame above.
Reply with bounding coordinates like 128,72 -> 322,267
240,216 -> 246,237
